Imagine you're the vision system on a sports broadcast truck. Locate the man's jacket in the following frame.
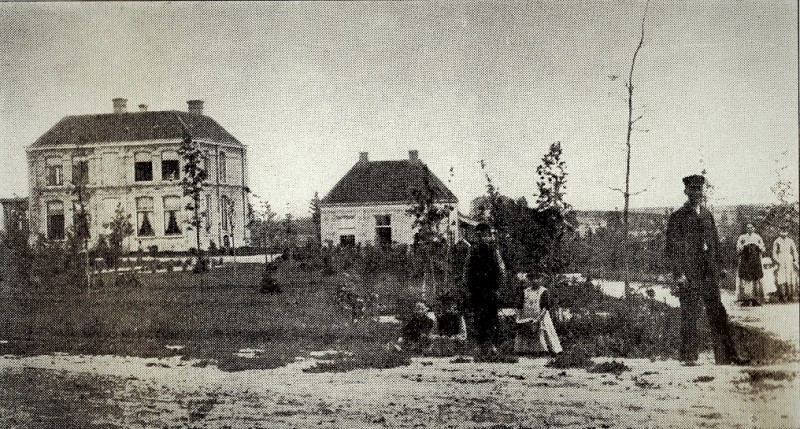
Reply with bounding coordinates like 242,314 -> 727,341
665,203 -> 724,281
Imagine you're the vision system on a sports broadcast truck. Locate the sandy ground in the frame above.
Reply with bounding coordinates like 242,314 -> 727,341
0,291 -> 797,428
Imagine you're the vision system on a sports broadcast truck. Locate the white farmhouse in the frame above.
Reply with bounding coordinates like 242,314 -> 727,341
25,98 -> 248,252
320,151 -> 458,246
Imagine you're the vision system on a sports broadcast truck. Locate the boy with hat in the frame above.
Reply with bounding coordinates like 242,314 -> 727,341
665,174 -> 746,365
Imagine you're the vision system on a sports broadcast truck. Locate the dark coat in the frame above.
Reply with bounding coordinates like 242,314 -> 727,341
463,242 -> 505,307
665,203 -> 724,282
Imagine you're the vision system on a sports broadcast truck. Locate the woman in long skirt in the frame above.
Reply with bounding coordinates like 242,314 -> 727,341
514,272 -> 562,356
737,223 -> 766,305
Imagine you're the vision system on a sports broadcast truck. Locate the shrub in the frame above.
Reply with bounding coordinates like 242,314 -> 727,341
589,360 -> 631,375
547,343 -> 593,369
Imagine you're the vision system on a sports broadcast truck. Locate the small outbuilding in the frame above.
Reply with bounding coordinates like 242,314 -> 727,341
320,150 -> 459,247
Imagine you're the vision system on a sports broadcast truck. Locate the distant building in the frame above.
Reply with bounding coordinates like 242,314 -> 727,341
25,98 -> 249,252
0,197 -> 28,234
320,150 -> 459,246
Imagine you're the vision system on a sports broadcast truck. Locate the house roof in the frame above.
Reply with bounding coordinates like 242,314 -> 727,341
322,160 -> 457,205
31,111 -> 241,147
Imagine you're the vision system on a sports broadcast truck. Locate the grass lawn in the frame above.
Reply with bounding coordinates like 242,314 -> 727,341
0,261 -> 404,371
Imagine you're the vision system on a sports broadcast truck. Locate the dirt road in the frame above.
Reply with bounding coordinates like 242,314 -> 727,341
1,293 -> 797,428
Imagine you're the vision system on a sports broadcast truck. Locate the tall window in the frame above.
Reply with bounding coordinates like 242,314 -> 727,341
161,151 -> 180,181
205,194 -> 212,232
220,195 -> 230,231
375,214 -> 392,245
46,201 -> 65,240
163,196 -> 182,235
134,152 -> 153,182
136,197 -> 155,237
219,152 -> 227,183
46,157 -> 63,186
72,160 -> 89,185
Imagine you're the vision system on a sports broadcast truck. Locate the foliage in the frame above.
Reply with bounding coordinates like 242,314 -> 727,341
477,144 -> 572,282
177,131 -> 209,271
406,164 -> 455,301
247,199 -> 279,250
102,203 -> 134,269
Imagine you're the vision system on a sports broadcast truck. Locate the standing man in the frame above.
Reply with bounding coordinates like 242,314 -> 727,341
772,224 -> 799,302
463,223 -> 506,356
665,175 -> 745,366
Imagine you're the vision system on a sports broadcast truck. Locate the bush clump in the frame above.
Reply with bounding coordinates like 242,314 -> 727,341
588,360 -> 631,376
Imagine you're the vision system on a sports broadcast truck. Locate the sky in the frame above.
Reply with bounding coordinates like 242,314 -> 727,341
0,1 -> 797,216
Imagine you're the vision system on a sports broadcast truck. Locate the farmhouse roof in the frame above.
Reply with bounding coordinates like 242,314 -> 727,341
322,159 -> 457,205
31,111 -> 241,147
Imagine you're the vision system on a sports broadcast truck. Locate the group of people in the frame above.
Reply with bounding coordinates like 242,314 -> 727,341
393,174 -> 793,367
393,223 -> 563,358
736,222 -> 798,306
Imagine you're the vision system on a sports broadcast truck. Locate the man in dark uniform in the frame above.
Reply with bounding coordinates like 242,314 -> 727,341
463,223 -> 506,355
665,175 -> 746,365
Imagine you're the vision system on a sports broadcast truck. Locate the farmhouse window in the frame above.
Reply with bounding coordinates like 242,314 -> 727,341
340,235 -> 356,247
161,151 -> 180,181
134,152 -> 153,182
136,197 -> 155,237
46,201 -> 65,240
72,160 -> 89,185
46,157 -> 63,186
163,196 -> 182,235
375,214 -> 392,245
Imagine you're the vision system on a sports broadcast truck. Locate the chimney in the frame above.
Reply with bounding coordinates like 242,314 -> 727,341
409,150 -> 419,162
187,100 -> 204,115
359,152 -> 369,163
138,104 -> 148,112
112,98 -> 127,114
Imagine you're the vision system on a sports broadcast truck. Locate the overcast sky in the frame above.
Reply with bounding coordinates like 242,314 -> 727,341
0,1 -> 797,216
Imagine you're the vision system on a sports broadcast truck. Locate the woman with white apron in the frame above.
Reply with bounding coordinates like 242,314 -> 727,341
514,272 -> 562,356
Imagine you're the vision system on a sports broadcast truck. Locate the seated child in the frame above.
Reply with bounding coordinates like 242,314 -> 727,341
431,296 -> 468,355
395,301 -> 437,353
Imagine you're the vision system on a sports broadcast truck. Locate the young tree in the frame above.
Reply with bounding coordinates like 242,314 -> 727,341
406,166 -> 454,301
103,203 -> 134,271
614,1 -> 650,299
535,141 -> 572,280
69,139 -> 92,288
310,192 -> 322,247
177,132 -> 209,272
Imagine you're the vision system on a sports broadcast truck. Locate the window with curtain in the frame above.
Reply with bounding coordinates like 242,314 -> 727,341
46,201 -> 65,240
163,196 -> 182,235
136,197 -> 155,237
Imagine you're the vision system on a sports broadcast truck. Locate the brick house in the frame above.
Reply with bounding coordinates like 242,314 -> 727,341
320,150 -> 458,247
25,98 -> 248,252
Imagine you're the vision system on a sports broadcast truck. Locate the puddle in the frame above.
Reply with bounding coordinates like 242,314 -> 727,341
234,348 -> 265,358
377,315 -> 400,324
